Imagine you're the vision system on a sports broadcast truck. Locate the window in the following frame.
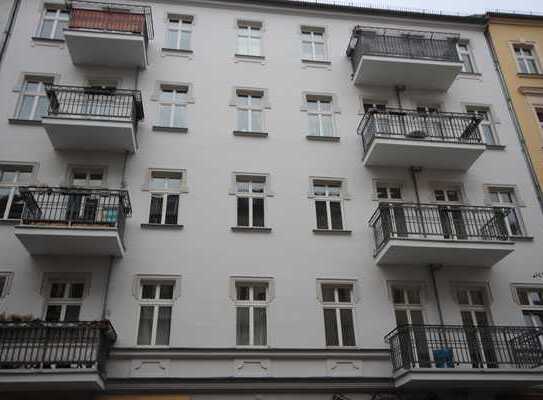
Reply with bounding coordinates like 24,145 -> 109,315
306,96 -> 334,137
0,273 -> 12,298
237,22 -> 261,57
488,188 -> 524,236
321,284 -> 356,347
235,175 -> 266,228
44,281 -> 85,322
313,180 -> 343,230
234,282 -> 268,346
147,170 -> 183,225
457,43 -> 475,73
0,164 -> 33,220
535,107 -> 543,132
392,286 -> 425,326
70,167 -> 104,187
137,280 -> 174,346
466,106 -> 496,145
37,8 -> 69,40
457,287 -> 492,326
514,45 -> 540,74
166,16 -> 192,50
236,91 -> 264,132
302,27 -> 326,61
376,183 -> 402,200
433,188 -> 462,203
16,79 -> 50,121
159,86 -> 188,128
516,287 -> 543,327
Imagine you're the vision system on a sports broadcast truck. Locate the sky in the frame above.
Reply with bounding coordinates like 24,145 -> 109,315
300,0 -> 543,15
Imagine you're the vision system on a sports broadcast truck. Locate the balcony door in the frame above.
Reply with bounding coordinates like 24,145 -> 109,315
83,80 -> 119,118
434,188 -> 467,240
457,288 -> 498,369
67,168 -> 105,224
376,183 -> 407,238
415,106 -> 442,139
44,281 -> 85,322
363,102 -> 390,135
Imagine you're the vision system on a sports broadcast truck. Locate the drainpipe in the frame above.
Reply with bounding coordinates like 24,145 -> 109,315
430,265 -> 444,325
0,0 -> 21,71
484,28 -> 543,215
395,85 -> 406,109
101,257 -> 114,320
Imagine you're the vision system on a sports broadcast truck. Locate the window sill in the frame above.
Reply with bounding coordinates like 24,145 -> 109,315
153,126 -> 188,133
231,226 -> 272,233
8,118 -> 42,126
517,73 -> 543,79
233,130 -> 268,138
313,229 -> 352,235
141,223 -> 184,230
458,72 -> 482,78
486,144 -> 506,151
510,235 -> 534,242
32,37 -> 64,43
302,58 -> 331,65
162,47 -> 193,54
0,219 -> 20,225
306,135 -> 340,142
235,53 -> 265,60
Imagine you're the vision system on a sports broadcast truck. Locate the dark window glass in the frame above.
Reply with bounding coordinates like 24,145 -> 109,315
322,285 -> 335,302
324,308 -> 339,346
156,306 -> 172,345
340,309 -> 356,346
253,285 -> 267,301
237,285 -> 250,301
7,190 -> 24,219
64,305 -> 81,321
330,201 -> 343,230
252,198 -> 264,227
137,306 -> 154,345
45,305 -> 62,321
253,307 -> 267,345
159,284 -> 174,300
149,195 -> 163,224
236,307 -> 250,345
50,283 -> 66,298
337,287 -> 351,302
141,284 -> 156,299
315,200 -> 328,229
237,197 -> 249,226
165,194 -> 179,225
518,289 -> 529,306
70,283 -> 84,299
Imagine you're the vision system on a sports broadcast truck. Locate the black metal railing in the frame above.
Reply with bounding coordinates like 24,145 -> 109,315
19,187 -> 131,245
68,1 -> 154,42
45,85 -> 144,125
347,26 -> 461,73
0,320 -> 116,373
358,108 -> 482,154
369,203 -> 511,254
386,324 -> 543,371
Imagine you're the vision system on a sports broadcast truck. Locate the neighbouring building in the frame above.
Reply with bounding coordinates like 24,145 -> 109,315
0,1 -> 543,400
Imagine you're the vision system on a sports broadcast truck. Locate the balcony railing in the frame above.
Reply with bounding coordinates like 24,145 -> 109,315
386,325 -> 543,371
370,203 -> 510,253
68,0 -> 154,43
358,108 -> 482,154
347,26 -> 460,72
45,85 -> 144,125
19,187 -> 131,245
0,320 -> 116,373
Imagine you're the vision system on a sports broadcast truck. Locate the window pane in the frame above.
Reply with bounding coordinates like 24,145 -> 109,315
406,288 -> 421,305
470,290 -> 485,306
481,125 -> 495,145
166,30 -> 178,48
180,31 -> 191,50
253,285 -> 267,301
149,195 -> 163,224
70,283 -> 84,299
40,19 -> 54,38
306,100 -> 318,111
249,37 -> 260,56
251,110 -> 262,132
45,305 -> 62,321
160,89 -> 174,102
314,43 -> 325,59
376,187 -> 388,199
323,309 -> 339,346
237,285 -> 250,301
64,305 -> 81,321
530,290 -> 543,306
237,197 -> 249,227
141,284 -> 156,299
308,114 -> 319,135
337,287 -> 351,302
518,289 -> 530,306
238,36 -> 249,54
330,201 -> 343,230
238,109 -> 249,131
159,284 -> 174,300
159,105 -> 171,126
50,283 -> 66,298
313,184 -> 326,196
340,309 -> 356,346
321,115 -> 333,136
254,307 -> 267,345
137,306 -> 154,345
0,276 -> 6,297
315,201 -> 328,229
322,285 -> 335,302
507,209 -> 522,235
457,289 -> 469,305
410,310 -> 424,325
252,198 -> 264,227
236,307 -> 250,345
392,288 -> 404,304
302,42 -> 313,58
390,187 -> 402,199
165,194 -> 179,225
7,190 -> 23,219
54,20 -> 66,39
173,105 -> 185,128
156,306 -> 172,345
18,96 -> 35,119
36,96 -> 49,118
395,310 -> 408,326
461,54 -> 474,73
527,59 -> 538,74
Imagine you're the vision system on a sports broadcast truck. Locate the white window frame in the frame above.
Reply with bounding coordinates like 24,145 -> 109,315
236,91 -> 264,132
158,86 -> 188,128
534,106 -> 543,136
514,44 -> 541,74
321,283 -> 356,347
44,280 -> 86,322
466,106 -> 497,145
16,79 -> 50,121
312,179 -> 344,230
166,16 -> 192,50
301,27 -> 327,61
391,285 -> 426,325
136,280 -> 175,346
69,166 -> 105,188
306,96 -> 334,137
37,7 -> 69,40
237,22 -> 262,57
375,182 -> 404,202
0,272 -> 13,298
234,175 -> 267,228
146,169 -> 185,225
457,42 -> 476,73
514,286 -> 543,328
488,187 -> 525,237
233,281 -> 269,347
0,164 -> 35,220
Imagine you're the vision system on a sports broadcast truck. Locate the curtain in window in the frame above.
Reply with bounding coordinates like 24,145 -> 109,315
253,307 -> 267,345
137,306 -> 154,345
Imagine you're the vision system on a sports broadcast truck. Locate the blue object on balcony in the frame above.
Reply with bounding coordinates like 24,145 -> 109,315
433,348 -> 454,368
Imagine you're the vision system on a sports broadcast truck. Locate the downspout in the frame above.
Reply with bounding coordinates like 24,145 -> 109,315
395,85 -> 406,109
101,257 -> 114,320
0,0 -> 21,70
430,265 -> 444,325
484,26 -> 543,214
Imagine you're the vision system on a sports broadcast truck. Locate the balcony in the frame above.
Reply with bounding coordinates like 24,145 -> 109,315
346,27 -> 463,90
386,325 -> 543,389
0,320 -> 116,391
64,1 -> 153,68
370,203 -> 514,267
14,187 -> 131,257
358,108 -> 485,170
42,85 -> 144,153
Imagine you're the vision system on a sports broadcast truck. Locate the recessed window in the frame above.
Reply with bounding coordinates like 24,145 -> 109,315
236,90 -> 264,133
16,78 -> 51,121
392,286 -> 424,326
302,27 -> 326,61
147,170 -> 184,225
376,184 -> 402,200
466,106 -> 497,145
44,281 -> 85,322
37,7 -> 69,40
158,86 -> 188,128
321,283 -> 356,347
514,45 -> 540,74
313,180 -> 343,230
234,282 -> 268,346
0,164 -> 34,220
535,107 -> 543,132
235,175 -> 266,228
166,16 -> 192,50
488,187 -> 524,236
306,96 -> 334,137
237,22 -> 261,57
433,188 -> 462,203
137,280 -> 175,346
70,167 -> 104,187
457,42 -> 475,73
516,287 -> 543,328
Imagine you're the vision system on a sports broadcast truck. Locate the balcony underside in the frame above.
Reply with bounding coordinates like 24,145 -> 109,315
14,225 -> 124,257
354,55 -> 463,90
0,370 -> 104,391
64,29 -> 147,68
375,238 -> 514,267
42,117 -> 136,153
393,367 -> 543,389
364,137 -> 486,170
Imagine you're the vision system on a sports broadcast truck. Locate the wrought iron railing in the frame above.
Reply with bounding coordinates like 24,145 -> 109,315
45,85 -> 144,125
0,320 -> 116,373
369,203 -> 511,254
386,324 -> 543,371
347,26 -> 461,74
18,187 -> 131,245
358,108 -> 482,154
67,1 -> 154,42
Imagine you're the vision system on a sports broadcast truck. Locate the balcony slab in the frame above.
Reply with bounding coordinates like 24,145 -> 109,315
0,369 -> 104,391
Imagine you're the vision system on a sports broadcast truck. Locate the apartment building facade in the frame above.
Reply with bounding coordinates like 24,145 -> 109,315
0,1 -> 543,400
